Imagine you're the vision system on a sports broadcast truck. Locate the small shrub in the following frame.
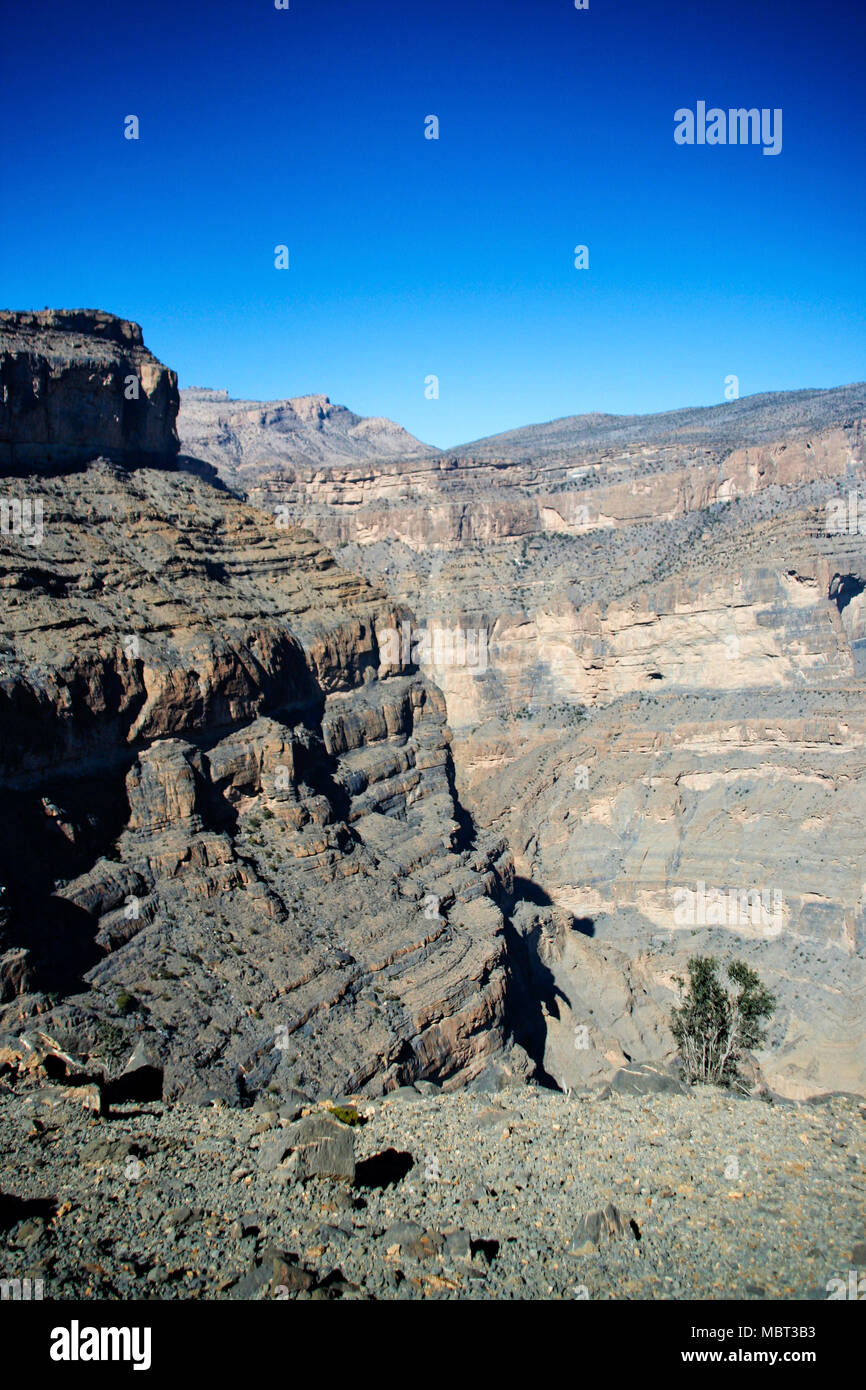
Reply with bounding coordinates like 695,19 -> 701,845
329,1105 -> 363,1127
94,1019 -> 127,1060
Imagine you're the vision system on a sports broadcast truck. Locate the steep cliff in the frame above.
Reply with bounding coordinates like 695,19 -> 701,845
0,309 -> 179,470
0,313 -> 523,1104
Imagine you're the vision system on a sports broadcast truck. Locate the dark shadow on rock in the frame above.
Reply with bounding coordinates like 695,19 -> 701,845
830,571 -> 866,613
41,1054 -> 89,1083
571,915 -> 596,937
499,867 -> 566,1088
104,1066 -> 164,1105
0,449 -> 184,480
202,559 -> 228,584
291,725 -> 352,826
0,777 -> 122,996
500,918 -> 565,1091
354,1149 -> 414,1189
175,453 -> 235,494
511,876 -> 552,907
443,754 -> 476,852
21,897 -> 104,997
0,1193 -> 58,1232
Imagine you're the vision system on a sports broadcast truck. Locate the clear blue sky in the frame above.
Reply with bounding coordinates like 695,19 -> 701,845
1,0 -> 864,448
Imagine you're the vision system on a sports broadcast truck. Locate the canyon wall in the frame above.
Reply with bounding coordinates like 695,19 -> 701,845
178,384 -> 866,1098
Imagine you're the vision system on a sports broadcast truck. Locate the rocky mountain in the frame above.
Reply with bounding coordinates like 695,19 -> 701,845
187,378 -> 866,1100
3,307 -> 866,1311
0,312 -> 531,1106
178,387 -> 436,494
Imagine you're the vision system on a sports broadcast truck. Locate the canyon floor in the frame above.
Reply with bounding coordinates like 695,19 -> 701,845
1,1074 -> 864,1302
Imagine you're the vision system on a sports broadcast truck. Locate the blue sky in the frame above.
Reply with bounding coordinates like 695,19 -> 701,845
1,0 -> 864,447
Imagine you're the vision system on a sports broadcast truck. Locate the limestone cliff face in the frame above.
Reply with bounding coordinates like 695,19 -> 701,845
215,414 -> 864,550
471,700 -> 866,1099
7,317 -> 865,1101
0,310 -> 179,469
0,317 -> 522,1103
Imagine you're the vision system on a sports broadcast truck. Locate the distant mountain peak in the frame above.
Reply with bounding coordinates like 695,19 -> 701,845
178,387 -> 437,488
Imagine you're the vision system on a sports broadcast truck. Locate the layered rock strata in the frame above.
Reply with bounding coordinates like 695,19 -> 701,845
0,314 -> 520,1102
0,309 -> 179,470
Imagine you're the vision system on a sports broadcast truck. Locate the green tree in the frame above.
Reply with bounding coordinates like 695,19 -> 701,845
671,955 -> 776,1090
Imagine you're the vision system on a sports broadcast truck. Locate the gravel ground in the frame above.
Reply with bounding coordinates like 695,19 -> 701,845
1,1077 -> 864,1301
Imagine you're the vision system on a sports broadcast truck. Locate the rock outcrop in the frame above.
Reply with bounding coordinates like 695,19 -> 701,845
0,309 -> 179,470
5,310 -> 866,1101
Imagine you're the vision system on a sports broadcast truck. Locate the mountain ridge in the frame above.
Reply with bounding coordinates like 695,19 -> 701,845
450,382 -> 866,460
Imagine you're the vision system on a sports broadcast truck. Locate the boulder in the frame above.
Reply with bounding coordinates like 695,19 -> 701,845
570,1202 -> 637,1255
278,1112 -> 356,1182
609,1062 -> 686,1097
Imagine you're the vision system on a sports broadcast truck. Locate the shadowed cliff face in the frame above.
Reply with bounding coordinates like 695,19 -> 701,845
0,459 -> 522,1102
0,313 -> 530,1104
182,382 -> 866,1098
0,309 -> 179,471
